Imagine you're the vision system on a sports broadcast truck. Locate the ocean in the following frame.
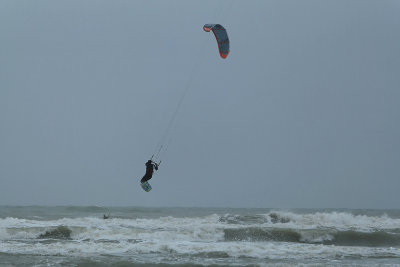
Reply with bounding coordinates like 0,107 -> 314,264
0,206 -> 399,266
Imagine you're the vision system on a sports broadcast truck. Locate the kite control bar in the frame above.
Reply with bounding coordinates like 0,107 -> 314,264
150,155 -> 161,169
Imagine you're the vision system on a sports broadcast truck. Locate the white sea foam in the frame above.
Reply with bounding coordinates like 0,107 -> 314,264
0,214 -> 225,242
1,236 -> 400,261
264,211 -> 400,231
1,211 -> 400,265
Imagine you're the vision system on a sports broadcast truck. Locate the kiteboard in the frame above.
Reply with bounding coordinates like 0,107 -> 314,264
141,181 -> 152,192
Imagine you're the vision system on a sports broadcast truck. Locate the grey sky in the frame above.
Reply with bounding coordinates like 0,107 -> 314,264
1,0 -> 399,208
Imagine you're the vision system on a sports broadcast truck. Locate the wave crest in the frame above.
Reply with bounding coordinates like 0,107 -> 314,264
38,226 -> 72,239
223,227 -> 400,247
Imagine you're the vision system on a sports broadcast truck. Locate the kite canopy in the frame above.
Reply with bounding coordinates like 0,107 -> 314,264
203,24 -> 230,59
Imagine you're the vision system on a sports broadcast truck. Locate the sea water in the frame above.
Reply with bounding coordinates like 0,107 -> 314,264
1,206 -> 400,266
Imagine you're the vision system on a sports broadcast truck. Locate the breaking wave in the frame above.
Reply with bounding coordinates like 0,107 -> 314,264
221,210 -> 400,230
38,226 -> 72,239
1,208 -> 400,265
224,227 -> 400,247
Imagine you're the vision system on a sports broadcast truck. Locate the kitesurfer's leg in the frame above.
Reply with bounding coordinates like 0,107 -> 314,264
141,174 -> 152,183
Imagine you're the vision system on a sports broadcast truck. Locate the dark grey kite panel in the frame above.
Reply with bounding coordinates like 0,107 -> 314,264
203,24 -> 230,59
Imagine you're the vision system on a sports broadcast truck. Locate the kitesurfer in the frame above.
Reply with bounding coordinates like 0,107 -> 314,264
141,160 -> 158,183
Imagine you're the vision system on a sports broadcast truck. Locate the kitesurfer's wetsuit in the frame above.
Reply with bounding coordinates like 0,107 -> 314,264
141,160 -> 158,183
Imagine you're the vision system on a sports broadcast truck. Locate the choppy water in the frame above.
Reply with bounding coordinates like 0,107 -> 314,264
1,206 -> 400,266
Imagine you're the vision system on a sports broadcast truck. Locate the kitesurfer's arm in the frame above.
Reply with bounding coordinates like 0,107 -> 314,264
150,160 -> 159,171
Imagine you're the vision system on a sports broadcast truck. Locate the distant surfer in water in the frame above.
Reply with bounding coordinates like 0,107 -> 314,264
141,160 -> 159,183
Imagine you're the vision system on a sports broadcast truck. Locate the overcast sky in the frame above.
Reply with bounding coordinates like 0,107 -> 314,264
1,0 -> 399,208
